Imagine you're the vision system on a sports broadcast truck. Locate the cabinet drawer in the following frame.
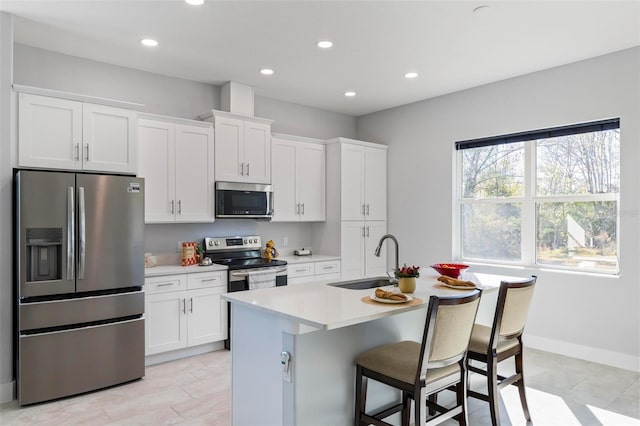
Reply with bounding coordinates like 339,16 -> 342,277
145,275 -> 187,294
187,271 -> 226,290
287,263 -> 315,278
314,260 -> 341,276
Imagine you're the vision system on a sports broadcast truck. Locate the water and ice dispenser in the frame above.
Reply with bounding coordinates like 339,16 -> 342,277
25,228 -> 62,282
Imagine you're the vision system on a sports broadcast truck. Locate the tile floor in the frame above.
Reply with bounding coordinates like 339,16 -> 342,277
0,348 -> 638,425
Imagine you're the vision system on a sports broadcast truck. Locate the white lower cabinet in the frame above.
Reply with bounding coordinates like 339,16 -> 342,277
145,271 -> 227,356
287,259 -> 341,285
340,221 -> 387,280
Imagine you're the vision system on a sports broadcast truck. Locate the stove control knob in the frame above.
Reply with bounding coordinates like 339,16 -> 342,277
243,239 -> 248,244
250,238 -> 255,244
214,240 -> 220,246
208,240 -> 213,247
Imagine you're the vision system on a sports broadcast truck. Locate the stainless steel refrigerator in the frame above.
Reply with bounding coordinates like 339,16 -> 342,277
15,170 -> 145,405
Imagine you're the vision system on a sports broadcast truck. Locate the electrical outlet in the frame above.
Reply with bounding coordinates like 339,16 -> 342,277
283,237 -> 289,247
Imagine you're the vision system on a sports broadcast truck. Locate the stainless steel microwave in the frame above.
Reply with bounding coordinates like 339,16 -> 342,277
215,182 -> 274,219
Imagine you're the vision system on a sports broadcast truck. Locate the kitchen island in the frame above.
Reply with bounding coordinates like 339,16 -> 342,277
222,272 -> 517,425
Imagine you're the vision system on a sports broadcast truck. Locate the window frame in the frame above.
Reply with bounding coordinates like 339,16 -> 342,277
453,119 -> 620,275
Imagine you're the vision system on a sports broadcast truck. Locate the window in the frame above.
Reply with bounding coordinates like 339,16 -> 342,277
456,119 -> 620,273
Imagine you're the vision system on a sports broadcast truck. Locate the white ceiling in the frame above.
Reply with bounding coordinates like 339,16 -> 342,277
1,0 -> 639,116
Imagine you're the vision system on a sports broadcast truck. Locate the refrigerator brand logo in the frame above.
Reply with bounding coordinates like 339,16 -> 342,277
128,183 -> 141,193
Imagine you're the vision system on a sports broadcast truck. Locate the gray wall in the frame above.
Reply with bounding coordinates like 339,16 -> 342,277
0,43 -> 357,400
357,47 -> 640,368
0,12 -> 14,403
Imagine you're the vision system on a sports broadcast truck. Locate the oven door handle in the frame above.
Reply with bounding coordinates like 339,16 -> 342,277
230,267 -> 287,278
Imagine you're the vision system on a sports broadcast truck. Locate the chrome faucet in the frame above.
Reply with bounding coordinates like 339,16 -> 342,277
374,234 -> 399,284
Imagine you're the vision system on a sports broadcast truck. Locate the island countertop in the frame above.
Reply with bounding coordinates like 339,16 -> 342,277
223,272 -> 514,332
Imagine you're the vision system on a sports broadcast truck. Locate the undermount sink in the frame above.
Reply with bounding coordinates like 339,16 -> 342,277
327,277 -> 393,290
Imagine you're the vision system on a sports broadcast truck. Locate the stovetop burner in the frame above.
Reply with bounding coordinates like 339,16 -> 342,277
212,257 -> 287,270
203,235 -> 287,270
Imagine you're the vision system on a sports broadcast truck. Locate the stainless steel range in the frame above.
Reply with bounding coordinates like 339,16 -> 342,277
203,235 -> 287,348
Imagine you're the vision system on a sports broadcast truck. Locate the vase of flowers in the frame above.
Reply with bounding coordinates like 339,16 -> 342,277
395,264 -> 420,293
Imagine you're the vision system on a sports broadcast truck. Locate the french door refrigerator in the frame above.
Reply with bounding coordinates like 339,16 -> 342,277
15,170 -> 145,405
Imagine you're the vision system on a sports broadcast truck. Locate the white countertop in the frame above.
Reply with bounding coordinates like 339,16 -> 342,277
279,254 -> 341,264
223,272 -> 513,331
144,263 -> 228,277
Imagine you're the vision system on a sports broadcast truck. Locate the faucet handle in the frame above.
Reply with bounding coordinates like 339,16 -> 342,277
386,271 -> 398,286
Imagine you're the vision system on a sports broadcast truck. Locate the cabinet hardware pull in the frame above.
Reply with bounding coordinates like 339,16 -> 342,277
295,268 -> 308,272
301,203 -> 305,215
240,162 -> 245,176
178,200 -> 182,214
366,226 -> 370,237
296,203 -> 300,214
85,144 -> 89,161
189,297 -> 193,313
171,200 -> 175,214
157,282 -> 174,287
75,143 -> 80,161
246,163 -> 250,176
366,204 -> 370,215
201,278 -> 218,282
361,204 -> 365,216
323,266 -> 334,270
182,299 -> 186,314
362,227 -> 366,237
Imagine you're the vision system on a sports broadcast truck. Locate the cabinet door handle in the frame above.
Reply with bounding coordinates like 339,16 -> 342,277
362,227 -> 366,238
201,278 -> 218,282
301,203 -> 305,215
85,144 -> 90,162
189,297 -> 193,313
366,204 -> 370,216
246,163 -> 250,176
322,266 -> 334,270
240,163 -> 245,176
178,200 -> 182,214
75,143 -> 80,161
296,203 -> 300,214
366,226 -> 370,237
171,200 -> 175,214
156,282 -> 175,287
361,204 -> 365,216
182,299 -> 186,314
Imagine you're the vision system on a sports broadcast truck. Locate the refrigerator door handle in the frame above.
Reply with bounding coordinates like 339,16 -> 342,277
67,186 -> 75,280
78,186 -> 86,280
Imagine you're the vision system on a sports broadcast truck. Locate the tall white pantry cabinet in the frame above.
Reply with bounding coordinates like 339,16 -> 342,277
312,138 -> 388,280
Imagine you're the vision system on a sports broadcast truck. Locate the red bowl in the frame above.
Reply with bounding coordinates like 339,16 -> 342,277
430,263 -> 469,278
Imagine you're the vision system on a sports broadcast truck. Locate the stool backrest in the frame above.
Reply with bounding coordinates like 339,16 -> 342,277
418,290 -> 481,380
493,276 -> 537,343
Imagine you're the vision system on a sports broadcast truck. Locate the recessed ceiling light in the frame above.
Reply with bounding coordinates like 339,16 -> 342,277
260,68 -> 274,75
185,0 -> 204,5
317,40 -> 333,49
140,38 -> 158,47
473,5 -> 490,13
344,91 -> 356,97
404,72 -> 418,79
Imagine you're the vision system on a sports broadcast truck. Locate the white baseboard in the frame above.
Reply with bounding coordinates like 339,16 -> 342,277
525,334 -> 640,372
145,342 -> 225,366
1,380 -> 15,403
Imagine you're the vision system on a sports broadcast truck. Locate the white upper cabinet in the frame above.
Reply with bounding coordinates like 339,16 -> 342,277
138,115 -> 214,223
271,135 -> 326,222
18,93 -> 138,174
311,138 -> 388,280
202,111 -> 273,184
340,142 -> 387,221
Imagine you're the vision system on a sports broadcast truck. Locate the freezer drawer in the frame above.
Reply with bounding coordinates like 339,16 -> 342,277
18,317 -> 144,405
20,290 -> 144,331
